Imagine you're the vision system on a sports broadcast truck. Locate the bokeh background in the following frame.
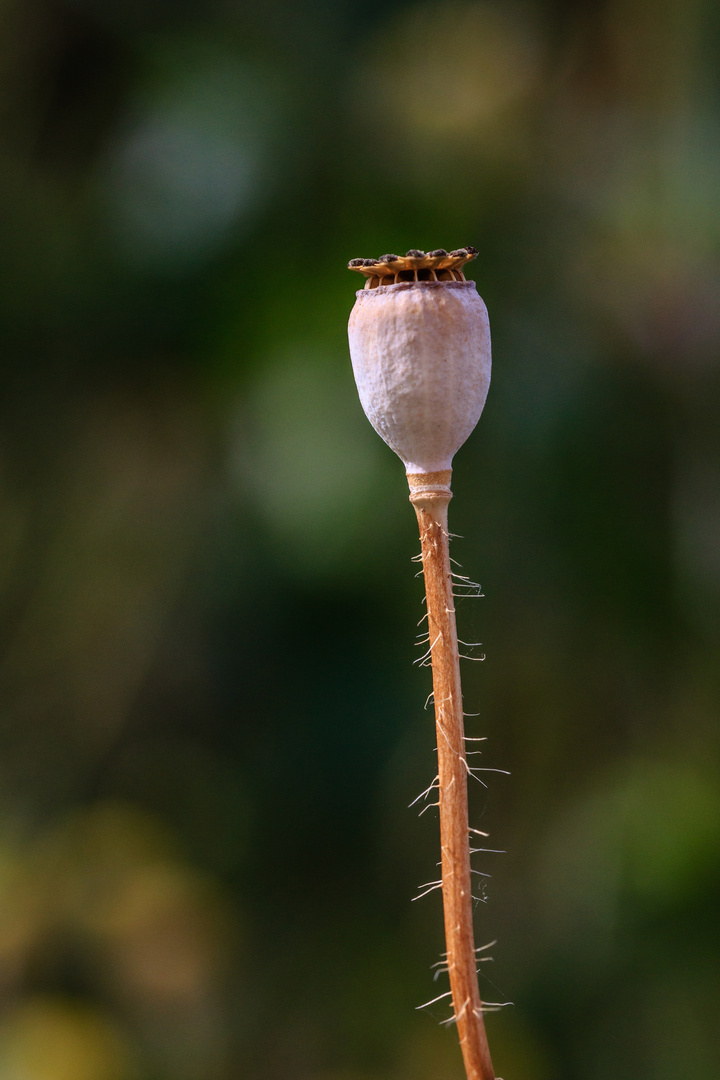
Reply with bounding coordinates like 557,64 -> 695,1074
1,1 -> 719,1078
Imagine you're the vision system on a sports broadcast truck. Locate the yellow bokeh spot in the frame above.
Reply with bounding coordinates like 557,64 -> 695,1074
0,998 -> 135,1080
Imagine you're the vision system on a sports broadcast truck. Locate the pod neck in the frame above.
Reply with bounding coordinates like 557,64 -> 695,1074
407,469 -> 453,509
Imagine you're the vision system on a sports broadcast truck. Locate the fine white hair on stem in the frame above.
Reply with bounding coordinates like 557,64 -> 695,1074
408,777 -> 439,807
440,1013 -> 459,1028
450,569 -> 482,589
412,880 -> 444,902
452,586 -> 484,598
466,772 -> 487,789
414,631 -> 442,667
475,941 -> 496,954
451,572 -> 482,588
416,990 -> 454,1011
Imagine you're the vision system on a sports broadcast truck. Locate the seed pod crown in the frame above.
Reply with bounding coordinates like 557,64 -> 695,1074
348,247 -> 478,290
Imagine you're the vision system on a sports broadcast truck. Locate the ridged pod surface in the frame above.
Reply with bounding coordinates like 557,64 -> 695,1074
348,279 -> 491,474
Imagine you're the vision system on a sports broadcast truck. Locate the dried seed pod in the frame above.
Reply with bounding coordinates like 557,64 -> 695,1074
345,251 -> 497,1080
347,255 -> 491,475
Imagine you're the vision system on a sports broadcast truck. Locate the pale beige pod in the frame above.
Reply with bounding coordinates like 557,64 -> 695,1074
347,248 -> 491,477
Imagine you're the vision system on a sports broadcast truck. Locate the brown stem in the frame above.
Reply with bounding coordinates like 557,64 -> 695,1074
408,470 -> 495,1080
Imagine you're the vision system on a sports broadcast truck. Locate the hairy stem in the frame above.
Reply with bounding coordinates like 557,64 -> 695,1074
408,471 -> 495,1080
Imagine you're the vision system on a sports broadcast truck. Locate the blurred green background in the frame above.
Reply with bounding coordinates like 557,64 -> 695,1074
1,1 -> 719,1078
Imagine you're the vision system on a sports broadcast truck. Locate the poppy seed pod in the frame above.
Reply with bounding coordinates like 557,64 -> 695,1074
347,248 -> 491,477
347,250 -> 498,1080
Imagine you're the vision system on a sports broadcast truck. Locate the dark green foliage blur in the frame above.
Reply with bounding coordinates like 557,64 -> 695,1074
1,1 -> 719,1077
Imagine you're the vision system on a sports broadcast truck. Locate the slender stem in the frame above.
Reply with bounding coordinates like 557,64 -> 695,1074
408,471 -> 495,1080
